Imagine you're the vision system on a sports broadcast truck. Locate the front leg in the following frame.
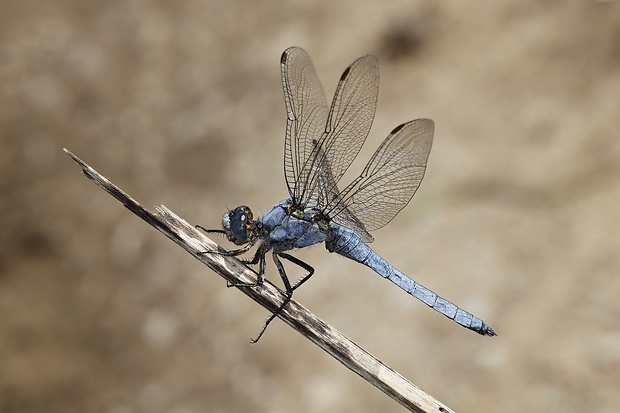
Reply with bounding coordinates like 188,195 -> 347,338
213,243 -> 254,257
196,228 -> 266,287
195,224 -> 257,258
226,245 -> 267,288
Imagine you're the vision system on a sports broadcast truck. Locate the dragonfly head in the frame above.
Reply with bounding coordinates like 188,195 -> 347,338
222,205 -> 254,245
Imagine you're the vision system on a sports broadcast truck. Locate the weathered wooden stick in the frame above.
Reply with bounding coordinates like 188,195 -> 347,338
64,148 -> 455,413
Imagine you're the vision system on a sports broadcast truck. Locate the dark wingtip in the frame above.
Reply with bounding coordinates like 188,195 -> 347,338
340,66 -> 351,81
390,123 -> 406,134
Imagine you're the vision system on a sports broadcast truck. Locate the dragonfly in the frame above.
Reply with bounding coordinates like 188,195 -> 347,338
201,46 -> 495,342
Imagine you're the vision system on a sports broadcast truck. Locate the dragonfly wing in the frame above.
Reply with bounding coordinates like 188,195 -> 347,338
327,119 -> 434,234
316,53 -> 379,202
281,47 -> 379,208
281,47 -> 329,205
312,139 -> 375,242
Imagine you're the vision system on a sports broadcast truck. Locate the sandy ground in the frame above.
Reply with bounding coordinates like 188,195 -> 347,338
1,1 -> 619,412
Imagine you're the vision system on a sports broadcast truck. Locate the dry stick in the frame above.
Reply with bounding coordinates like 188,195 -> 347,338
64,148 -> 455,413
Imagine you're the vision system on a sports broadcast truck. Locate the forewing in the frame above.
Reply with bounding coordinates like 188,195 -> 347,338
327,119 -> 434,235
316,53 -> 379,200
281,47 -> 329,204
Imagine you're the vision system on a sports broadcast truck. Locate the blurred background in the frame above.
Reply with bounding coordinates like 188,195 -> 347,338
1,1 -> 619,412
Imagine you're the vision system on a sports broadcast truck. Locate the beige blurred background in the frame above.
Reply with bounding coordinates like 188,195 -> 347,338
1,1 -> 619,412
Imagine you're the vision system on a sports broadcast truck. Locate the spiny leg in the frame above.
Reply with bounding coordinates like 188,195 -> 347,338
251,251 -> 315,343
200,243 -> 268,288
195,224 -> 254,257
203,242 -> 254,257
195,224 -> 256,256
278,252 -> 315,292
195,225 -> 225,235
195,223 -> 266,286
226,247 -> 267,288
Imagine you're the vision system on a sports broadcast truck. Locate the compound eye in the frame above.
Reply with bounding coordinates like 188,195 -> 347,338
230,206 -> 253,244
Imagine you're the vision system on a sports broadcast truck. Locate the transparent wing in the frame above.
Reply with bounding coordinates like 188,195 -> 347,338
313,139 -> 374,242
324,119 -> 434,237
281,47 -> 329,205
315,53 -> 379,204
281,47 -> 379,207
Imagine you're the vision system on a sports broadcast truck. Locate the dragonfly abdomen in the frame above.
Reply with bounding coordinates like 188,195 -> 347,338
326,225 -> 495,336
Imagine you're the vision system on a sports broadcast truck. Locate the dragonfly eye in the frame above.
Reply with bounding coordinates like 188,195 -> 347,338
227,205 -> 253,244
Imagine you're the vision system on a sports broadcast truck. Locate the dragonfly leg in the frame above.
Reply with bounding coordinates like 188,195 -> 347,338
195,224 -> 226,235
196,220 -> 254,257
277,252 -> 315,292
195,225 -> 253,258
196,226 -> 266,287
238,246 -> 262,265
250,252 -> 314,343
226,247 -> 267,288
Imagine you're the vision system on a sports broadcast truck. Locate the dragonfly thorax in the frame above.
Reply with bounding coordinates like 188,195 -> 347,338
312,212 -> 331,231
222,205 -> 254,245
286,201 -> 305,219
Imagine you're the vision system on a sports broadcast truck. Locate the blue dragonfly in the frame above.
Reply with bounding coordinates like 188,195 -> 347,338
202,47 -> 495,342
